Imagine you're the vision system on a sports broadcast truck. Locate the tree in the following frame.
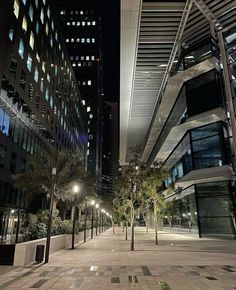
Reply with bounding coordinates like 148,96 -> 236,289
13,150 -> 95,210
143,161 -> 167,245
113,147 -> 168,249
114,158 -> 150,250
113,194 -> 130,240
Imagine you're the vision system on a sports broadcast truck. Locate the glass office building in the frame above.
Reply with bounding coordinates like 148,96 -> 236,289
0,0 -> 87,244
160,37 -> 236,238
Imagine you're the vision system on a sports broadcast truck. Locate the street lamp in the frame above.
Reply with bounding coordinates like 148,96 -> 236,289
90,200 -> 95,239
71,184 -> 79,249
84,197 -> 88,243
95,203 -> 99,236
45,167 -> 56,264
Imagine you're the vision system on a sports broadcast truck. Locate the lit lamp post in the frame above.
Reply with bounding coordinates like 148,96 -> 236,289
101,209 -> 105,232
45,167 -> 56,264
90,200 -> 95,239
95,203 -> 99,236
71,184 -> 79,249
84,197 -> 88,243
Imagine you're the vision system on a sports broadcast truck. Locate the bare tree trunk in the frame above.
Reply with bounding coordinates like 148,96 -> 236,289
130,221 -> 135,251
112,220 -> 115,234
155,222 -> 158,245
125,222 -> 128,240
53,199 -> 57,211
142,213 -> 148,234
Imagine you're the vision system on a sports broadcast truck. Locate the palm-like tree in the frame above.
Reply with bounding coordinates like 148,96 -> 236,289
13,150 -> 95,209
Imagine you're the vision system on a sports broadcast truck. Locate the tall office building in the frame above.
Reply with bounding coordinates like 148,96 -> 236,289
101,102 -> 118,200
0,0 -> 86,243
52,0 -> 103,186
120,0 -> 236,238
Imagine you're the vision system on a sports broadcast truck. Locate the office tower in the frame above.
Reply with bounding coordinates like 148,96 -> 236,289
120,0 -> 236,238
52,0 -> 103,185
0,0 -> 86,243
101,102 -> 118,200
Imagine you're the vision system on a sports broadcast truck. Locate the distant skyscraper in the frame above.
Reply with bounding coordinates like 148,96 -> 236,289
52,0 -> 103,187
101,102 -> 118,198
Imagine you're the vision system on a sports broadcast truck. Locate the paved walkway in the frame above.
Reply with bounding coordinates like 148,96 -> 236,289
0,227 -> 236,289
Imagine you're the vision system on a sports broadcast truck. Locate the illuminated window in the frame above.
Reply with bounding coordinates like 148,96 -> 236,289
67,22 -> 70,26
87,106 -> 91,112
45,23 -> 49,35
89,114 -> 93,119
72,21 -> 75,25
27,54 -> 32,71
22,16 -> 27,32
81,56 -> 84,60
72,62 -> 76,67
14,0 -> 20,18
34,67 -> 39,82
80,10 -> 83,15
77,21 -> 80,26
78,62 -> 81,67
29,4 -> 33,21
82,21 -> 85,26
47,7 -> 50,18
92,38 -> 95,43
60,10 -> 65,15
42,61 -> 46,72
29,32 -> 34,49
45,89 -> 49,100
82,100 -> 85,105
87,80 -> 92,86
55,31 -> 58,41
66,38 -> 69,42
92,21 -> 96,25
40,78 -> 44,92
81,38 -> 85,43
9,29 -> 14,41
18,39 -> 24,59
50,96 -> 53,108
71,38 -> 74,42
36,53 -> 40,62
86,56 -> 89,60
91,56 -> 95,60
40,8 -> 44,23
51,21 -> 54,31
86,38 -> 90,43
36,21 -> 39,34
87,21 -> 91,26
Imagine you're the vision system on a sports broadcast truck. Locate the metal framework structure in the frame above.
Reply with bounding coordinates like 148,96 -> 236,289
120,0 -> 236,165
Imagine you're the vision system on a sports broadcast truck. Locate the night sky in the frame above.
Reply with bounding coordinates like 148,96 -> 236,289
100,0 -> 120,103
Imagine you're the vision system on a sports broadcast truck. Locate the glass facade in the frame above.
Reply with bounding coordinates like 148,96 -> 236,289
185,70 -> 224,117
196,182 -> 236,238
165,122 -> 230,186
165,182 -> 236,238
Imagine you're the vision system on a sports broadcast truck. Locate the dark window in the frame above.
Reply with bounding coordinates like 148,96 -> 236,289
10,152 -> 17,173
0,145 -> 6,168
185,70 -> 223,117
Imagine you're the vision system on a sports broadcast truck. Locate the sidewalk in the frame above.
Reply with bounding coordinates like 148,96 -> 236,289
0,227 -> 236,289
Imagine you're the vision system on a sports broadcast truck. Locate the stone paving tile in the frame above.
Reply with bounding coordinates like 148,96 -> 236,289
1,228 -> 236,289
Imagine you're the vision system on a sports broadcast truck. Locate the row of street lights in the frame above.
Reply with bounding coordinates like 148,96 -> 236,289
45,177 -> 113,263
72,192 -> 113,249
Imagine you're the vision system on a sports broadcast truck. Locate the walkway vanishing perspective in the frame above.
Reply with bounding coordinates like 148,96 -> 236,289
0,227 -> 236,289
